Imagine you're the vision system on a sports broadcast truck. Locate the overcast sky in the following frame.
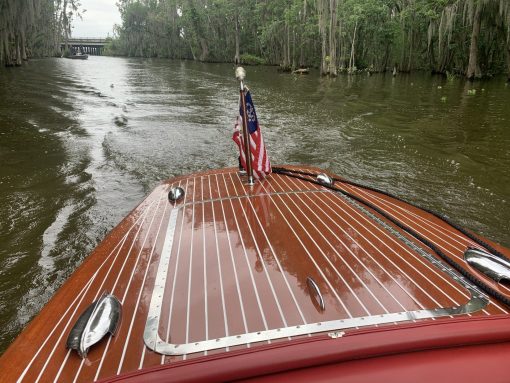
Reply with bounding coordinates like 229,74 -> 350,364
71,0 -> 121,38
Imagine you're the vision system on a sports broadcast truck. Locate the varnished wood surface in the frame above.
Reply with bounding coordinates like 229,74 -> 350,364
1,166 -> 509,383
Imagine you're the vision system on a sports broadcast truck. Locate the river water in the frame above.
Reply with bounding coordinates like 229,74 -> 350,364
0,57 -> 509,353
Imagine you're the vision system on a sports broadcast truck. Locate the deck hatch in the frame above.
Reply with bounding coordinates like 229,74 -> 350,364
144,191 -> 489,356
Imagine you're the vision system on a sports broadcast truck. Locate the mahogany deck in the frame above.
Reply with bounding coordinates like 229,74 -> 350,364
1,166 -> 509,383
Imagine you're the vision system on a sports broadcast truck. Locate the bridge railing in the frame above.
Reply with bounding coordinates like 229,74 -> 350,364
68,37 -> 108,42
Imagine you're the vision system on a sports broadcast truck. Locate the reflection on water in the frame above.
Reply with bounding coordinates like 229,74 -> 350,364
0,57 -> 509,353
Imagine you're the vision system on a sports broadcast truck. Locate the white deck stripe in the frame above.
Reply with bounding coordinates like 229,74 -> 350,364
33,199 -> 158,383
93,191 -> 165,381
346,185 -> 471,253
287,181 -> 440,308
259,180 -> 372,316
202,177 -> 209,355
233,174 -> 308,325
217,174 -> 270,335
270,179 -> 405,312
20,203 -> 152,383
300,172 -> 503,314
116,186 -> 169,371
291,175 -> 466,305
294,167 -> 478,248
270,176 -> 418,311
305,176 -> 499,314
224,174 -> 290,330
276,176 -> 439,309
184,178 -> 197,360
341,184 -> 508,314
212,175 -> 249,341
349,184 -> 481,247
290,171 -> 481,316
322,190 -> 503,315
114,188 -> 170,374
208,175 -> 230,351
53,205 -> 156,383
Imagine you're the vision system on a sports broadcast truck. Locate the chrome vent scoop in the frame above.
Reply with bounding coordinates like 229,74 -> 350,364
464,248 -> 510,284
66,293 -> 121,358
316,173 -> 334,187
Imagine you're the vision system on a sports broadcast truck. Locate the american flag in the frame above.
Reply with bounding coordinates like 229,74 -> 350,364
232,90 -> 271,179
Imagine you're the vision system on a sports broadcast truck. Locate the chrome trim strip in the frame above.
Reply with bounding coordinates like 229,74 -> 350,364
144,201 -> 488,356
144,208 -> 180,351
145,296 -> 486,356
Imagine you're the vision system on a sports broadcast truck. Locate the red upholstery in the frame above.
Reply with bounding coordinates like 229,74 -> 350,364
99,315 -> 510,383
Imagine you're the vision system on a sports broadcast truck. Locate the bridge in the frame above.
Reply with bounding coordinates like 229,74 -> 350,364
62,38 -> 107,56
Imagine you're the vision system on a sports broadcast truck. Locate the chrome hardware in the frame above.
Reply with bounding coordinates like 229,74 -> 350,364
235,66 -> 246,82
317,173 -> 334,186
168,186 -> 185,203
306,277 -> 325,311
464,248 -> 510,284
328,331 -> 345,339
66,293 -> 122,358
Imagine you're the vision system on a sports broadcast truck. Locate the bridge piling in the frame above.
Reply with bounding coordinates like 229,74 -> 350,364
61,38 -> 106,56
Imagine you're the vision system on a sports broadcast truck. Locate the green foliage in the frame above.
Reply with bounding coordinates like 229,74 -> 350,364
446,71 -> 456,82
240,53 -> 266,65
105,0 -> 510,79
1,0 -> 84,65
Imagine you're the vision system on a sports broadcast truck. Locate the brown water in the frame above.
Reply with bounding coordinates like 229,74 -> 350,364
0,57 -> 509,354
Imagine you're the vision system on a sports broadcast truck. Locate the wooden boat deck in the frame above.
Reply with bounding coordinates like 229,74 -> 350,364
1,166 -> 509,382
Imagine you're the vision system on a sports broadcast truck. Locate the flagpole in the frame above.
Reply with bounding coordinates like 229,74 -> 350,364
235,66 -> 255,186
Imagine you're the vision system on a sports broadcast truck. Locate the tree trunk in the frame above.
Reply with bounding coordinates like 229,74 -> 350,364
63,0 -> 69,53
234,12 -> 240,65
299,0 -> 306,67
282,22 -> 289,67
466,2 -> 482,80
328,0 -> 337,76
506,37 -> 510,82
382,43 -> 391,72
21,29 -> 27,61
292,27 -> 296,70
407,27 -> 413,72
318,0 -> 328,76
199,37 -> 208,61
286,19 -> 291,68
349,20 -> 358,73
3,33 -> 13,66
15,34 -> 22,66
